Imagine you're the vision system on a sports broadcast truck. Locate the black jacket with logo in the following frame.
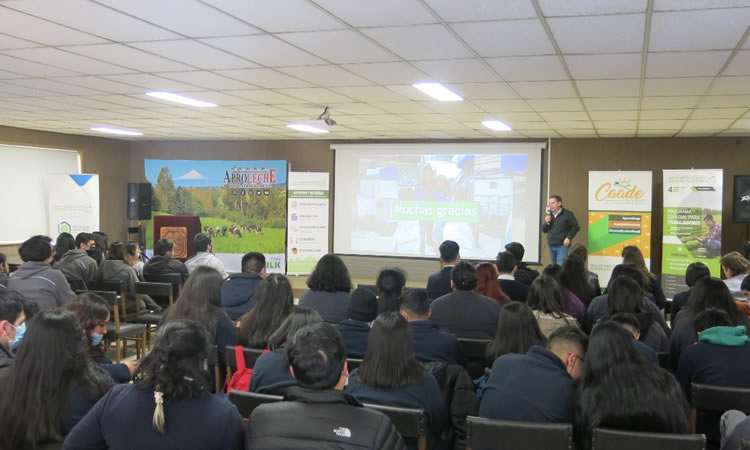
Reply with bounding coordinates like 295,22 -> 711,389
542,208 -> 580,246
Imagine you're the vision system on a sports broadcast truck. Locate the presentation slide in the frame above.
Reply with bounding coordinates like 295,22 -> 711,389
333,143 -> 545,262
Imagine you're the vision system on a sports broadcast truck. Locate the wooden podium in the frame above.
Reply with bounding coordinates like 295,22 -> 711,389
153,215 -> 202,261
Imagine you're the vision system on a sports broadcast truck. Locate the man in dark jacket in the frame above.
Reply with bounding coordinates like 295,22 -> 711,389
430,262 -> 501,339
0,291 -> 26,375
247,322 -> 405,449
8,235 -> 74,311
505,242 -> 540,287
54,232 -> 99,288
336,287 -> 378,358
143,238 -> 189,281
542,195 -> 580,265
400,288 -> 466,367
426,240 -> 459,300
479,326 -> 587,422
220,251 -> 265,321
496,251 -> 530,302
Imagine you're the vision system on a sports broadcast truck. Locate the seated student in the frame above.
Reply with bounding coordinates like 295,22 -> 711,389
247,322 -> 406,449
54,232 -> 99,289
299,254 -> 352,324
250,307 -> 323,395
561,255 -> 597,308
569,244 -> 601,300
740,275 -> 750,318
542,264 -> 586,322
485,301 -> 546,367
610,313 -> 659,364
622,245 -> 667,310
53,232 -> 76,265
474,262 -> 509,306
399,288 -> 466,367
65,293 -> 138,383
480,326 -> 587,422
426,240 -> 460,300
238,273 -> 294,348
336,287 -> 378,358
221,251 -> 265,321
0,252 -> 9,288
184,233 -> 227,279
495,251 -> 530,302
99,241 -> 161,313
8,235 -> 75,310
125,242 -> 145,280
671,262 -> 710,320
346,312 -> 447,449
0,309 -> 112,449
86,231 -> 108,267
721,251 -> 750,301
64,320 -> 244,450
574,321 -> 689,450
431,261 -> 501,339
527,276 -> 579,337
376,267 -> 406,312
142,238 -> 189,281
0,290 -> 26,375
721,409 -> 750,450
504,242 -> 540,287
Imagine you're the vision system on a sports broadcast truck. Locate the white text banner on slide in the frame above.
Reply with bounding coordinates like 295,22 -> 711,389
47,174 -> 100,236
287,172 -> 330,275
588,171 -> 653,288
661,169 -> 723,299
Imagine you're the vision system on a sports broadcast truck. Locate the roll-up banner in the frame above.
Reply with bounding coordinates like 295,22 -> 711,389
47,174 -> 100,236
661,169 -> 723,299
287,172 -> 330,275
588,171 -> 653,288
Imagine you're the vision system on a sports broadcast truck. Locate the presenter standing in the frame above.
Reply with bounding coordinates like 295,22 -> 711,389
542,195 -> 580,265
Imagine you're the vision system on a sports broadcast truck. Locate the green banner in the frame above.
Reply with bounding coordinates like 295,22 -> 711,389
391,201 -> 480,222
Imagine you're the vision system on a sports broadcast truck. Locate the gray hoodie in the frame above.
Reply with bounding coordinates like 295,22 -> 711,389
8,261 -> 75,311
99,260 -> 139,313
54,249 -> 98,283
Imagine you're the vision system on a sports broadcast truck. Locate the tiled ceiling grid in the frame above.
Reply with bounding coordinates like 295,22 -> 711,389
0,0 -> 749,139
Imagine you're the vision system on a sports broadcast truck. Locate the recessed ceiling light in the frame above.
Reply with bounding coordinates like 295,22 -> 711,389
146,91 -> 218,107
412,82 -> 463,102
91,125 -> 143,136
482,119 -> 512,131
286,122 -> 330,134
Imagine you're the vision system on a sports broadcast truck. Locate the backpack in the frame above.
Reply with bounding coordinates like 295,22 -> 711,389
225,346 -> 253,393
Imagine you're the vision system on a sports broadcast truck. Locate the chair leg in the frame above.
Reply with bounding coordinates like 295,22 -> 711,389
115,339 -> 122,364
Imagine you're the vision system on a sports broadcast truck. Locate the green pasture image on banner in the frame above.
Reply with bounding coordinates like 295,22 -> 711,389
391,200 -> 480,222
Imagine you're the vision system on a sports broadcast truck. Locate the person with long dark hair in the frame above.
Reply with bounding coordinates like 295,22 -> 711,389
671,262 -> 711,320
64,320 -> 244,450
250,307 -> 323,395
238,273 -> 294,348
527,275 -> 578,337
622,245 -> 666,309
474,262 -> 509,306
8,235 -> 75,311
64,293 -> 137,382
0,309 -> 113,448
574,321 -> 689,450
569,244 -> 601,296
376,267 -> 406,313
561,255 -> 596,307
346,312 -> 446,449
542,264 -> 585,322
99,241 -> 161,313
485,301 -> 546,367
53,232 -> 76,263
299,254 -> 352,323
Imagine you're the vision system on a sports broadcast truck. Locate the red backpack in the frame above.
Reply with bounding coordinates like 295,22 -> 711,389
225,346 -> 253,393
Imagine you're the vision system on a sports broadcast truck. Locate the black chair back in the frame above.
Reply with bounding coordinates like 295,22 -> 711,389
88,279 -> 128,315
466,416 -> 572,450
143,272 -> 183,299
228,390 -> 283,419
225,346 -> 266,375
65,278 -> 88,292
357,284 -> 379,295
691,383 -> 750,432
592,428 -> 705,450
135,281 -> 174,306
458,338 -> 490,378
347,358 -> 363,371
364,403 -> 427,449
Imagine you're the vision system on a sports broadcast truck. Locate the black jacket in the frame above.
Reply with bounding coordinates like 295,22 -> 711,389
0,344 -> 12,376
542,208 -> 580,246
426,266 -> 453,300
247,386 -> 406,449
336,319 -> 371,358
249,347 -> 297,396
430,290 -> 501,339
298,290 -> 351,324
92,354 -> 131,383
409,320 -> 466,368
514,263 -> 540,287
424,362 -> 478,450
670,289 -> 691,320
142,255 -> 188,280
498,277 -> 530,302
220,273 -> 263,321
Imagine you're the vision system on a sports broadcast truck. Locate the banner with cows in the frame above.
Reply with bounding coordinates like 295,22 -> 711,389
144,159 -> 288,274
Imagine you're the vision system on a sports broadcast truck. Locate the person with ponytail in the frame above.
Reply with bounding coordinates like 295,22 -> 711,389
376,267 -> 407,312
64,319 -> 244,450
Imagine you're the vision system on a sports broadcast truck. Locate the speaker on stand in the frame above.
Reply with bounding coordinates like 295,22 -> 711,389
733,175 -> 750,257
127,182 -> 152,248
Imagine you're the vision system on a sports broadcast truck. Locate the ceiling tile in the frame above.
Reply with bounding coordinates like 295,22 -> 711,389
639,109 -> 691,119
331,86 -> 407,102
274,87 -> 356,104
3,78 -> 105,96
647,51 -> 731,77
277,65 -> 371,87
582,97 -> 640,110
51,76 -> 143,94
643,77 -> 713,96
0,33 -> 40,50
650,9 -> 750,51
158,71 -> 256,90
451,20 -> 555,57
539,0 -> 647,16
132,40 -> 257,70
576,79 -> 640,97
228,90 -> 303,104
342,62 -> 429,85
638,119 -> 685,129
87,95 -> 167,108
691,108 -> 746,119
472,99 -> 534,112
539,111 -> 590,121
280,30 -> 399,64
0,7 -> 106,46
702,95 -> 750,108
425,0 -> 536,22
444,82 -> 519,100
565,54 -> 642,80
362,25 -> 472,60
325,103 -> 387,115
485,56 -> 567,81
369,101 -> 433,113
421,101 -> 484,113
655,1 -> 750,11
103,74 -> 203,92
548,14 -> 645,53
412,59 -> 497,83
588,110 -> 638,120
597,130 -> 636,137
710,76 -> 750,95
527,98 -> 584,111
547,120 -> 594,129
682,119 -> 733,130
730,119 -> 750,129
62,44 -> 194,72
592,120 -> 638,130
3,47 -> 133,75
724,51 -> 750,76
641,96 -> 701,109
0,70 -> 24,79
0,54 -> 77,77
207,68 -> 311,89
509,80 -> 577,98
313,0 -> 435,27
203,0 -> 344,32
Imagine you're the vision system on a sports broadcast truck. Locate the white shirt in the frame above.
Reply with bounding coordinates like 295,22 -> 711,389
725,274 -> 746,301
185,252 -> 228,279
497,274 -> 515,281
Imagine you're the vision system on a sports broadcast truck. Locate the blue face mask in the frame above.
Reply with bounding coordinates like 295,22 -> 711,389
91,331 -> 104,347
10,322 -> 25,350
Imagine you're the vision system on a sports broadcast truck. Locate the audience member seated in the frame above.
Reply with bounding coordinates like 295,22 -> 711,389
426,240 -> 460,300
569,244 -> 601,298
495,251 -> 530,301
162,266 -> 237,384
740,275 -> 750,319
376,267 -> 406,312
721,410 -> 750,450
721,251 -> 750,301
0,290 -> 25,374
485,301 -> 546,368
542,264 -> 585,322
561,255 -> 597,308
670,277 -> 749,364
504,241 -> 540,287
479,326 -> 587,422
299,254 -> 352,324
0,252 -> 9,288
574,321 -> 689,450
247,322 -> 406,449
430,261 -> 501,339
346,312 -> 447,449
142,238 -> 189,281
184,233 -> 227,279
125,241 -> 145,280
53,232 -> 76,265
8,235 -> 75,310
54,232 -> 99,288
527,275 -> 579,337
622,245 -> 667,309
221,251 -> 266,321
336,286 -> 378,358
250,307 -> 323,395
610,312 -> 659,364
399,288 -> 465,367
65,293 -> 138,383
238,273 -> 294,348
88,231 -> 109,266
474,262 -> 509,306
671,262 -> 711,320
64,320 -> 244,450
98,241 -> 161,313
0,309 -> 112,449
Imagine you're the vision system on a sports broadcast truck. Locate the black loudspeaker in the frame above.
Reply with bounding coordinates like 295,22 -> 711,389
733,175 -> 750,223
127,182 -> 152,220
